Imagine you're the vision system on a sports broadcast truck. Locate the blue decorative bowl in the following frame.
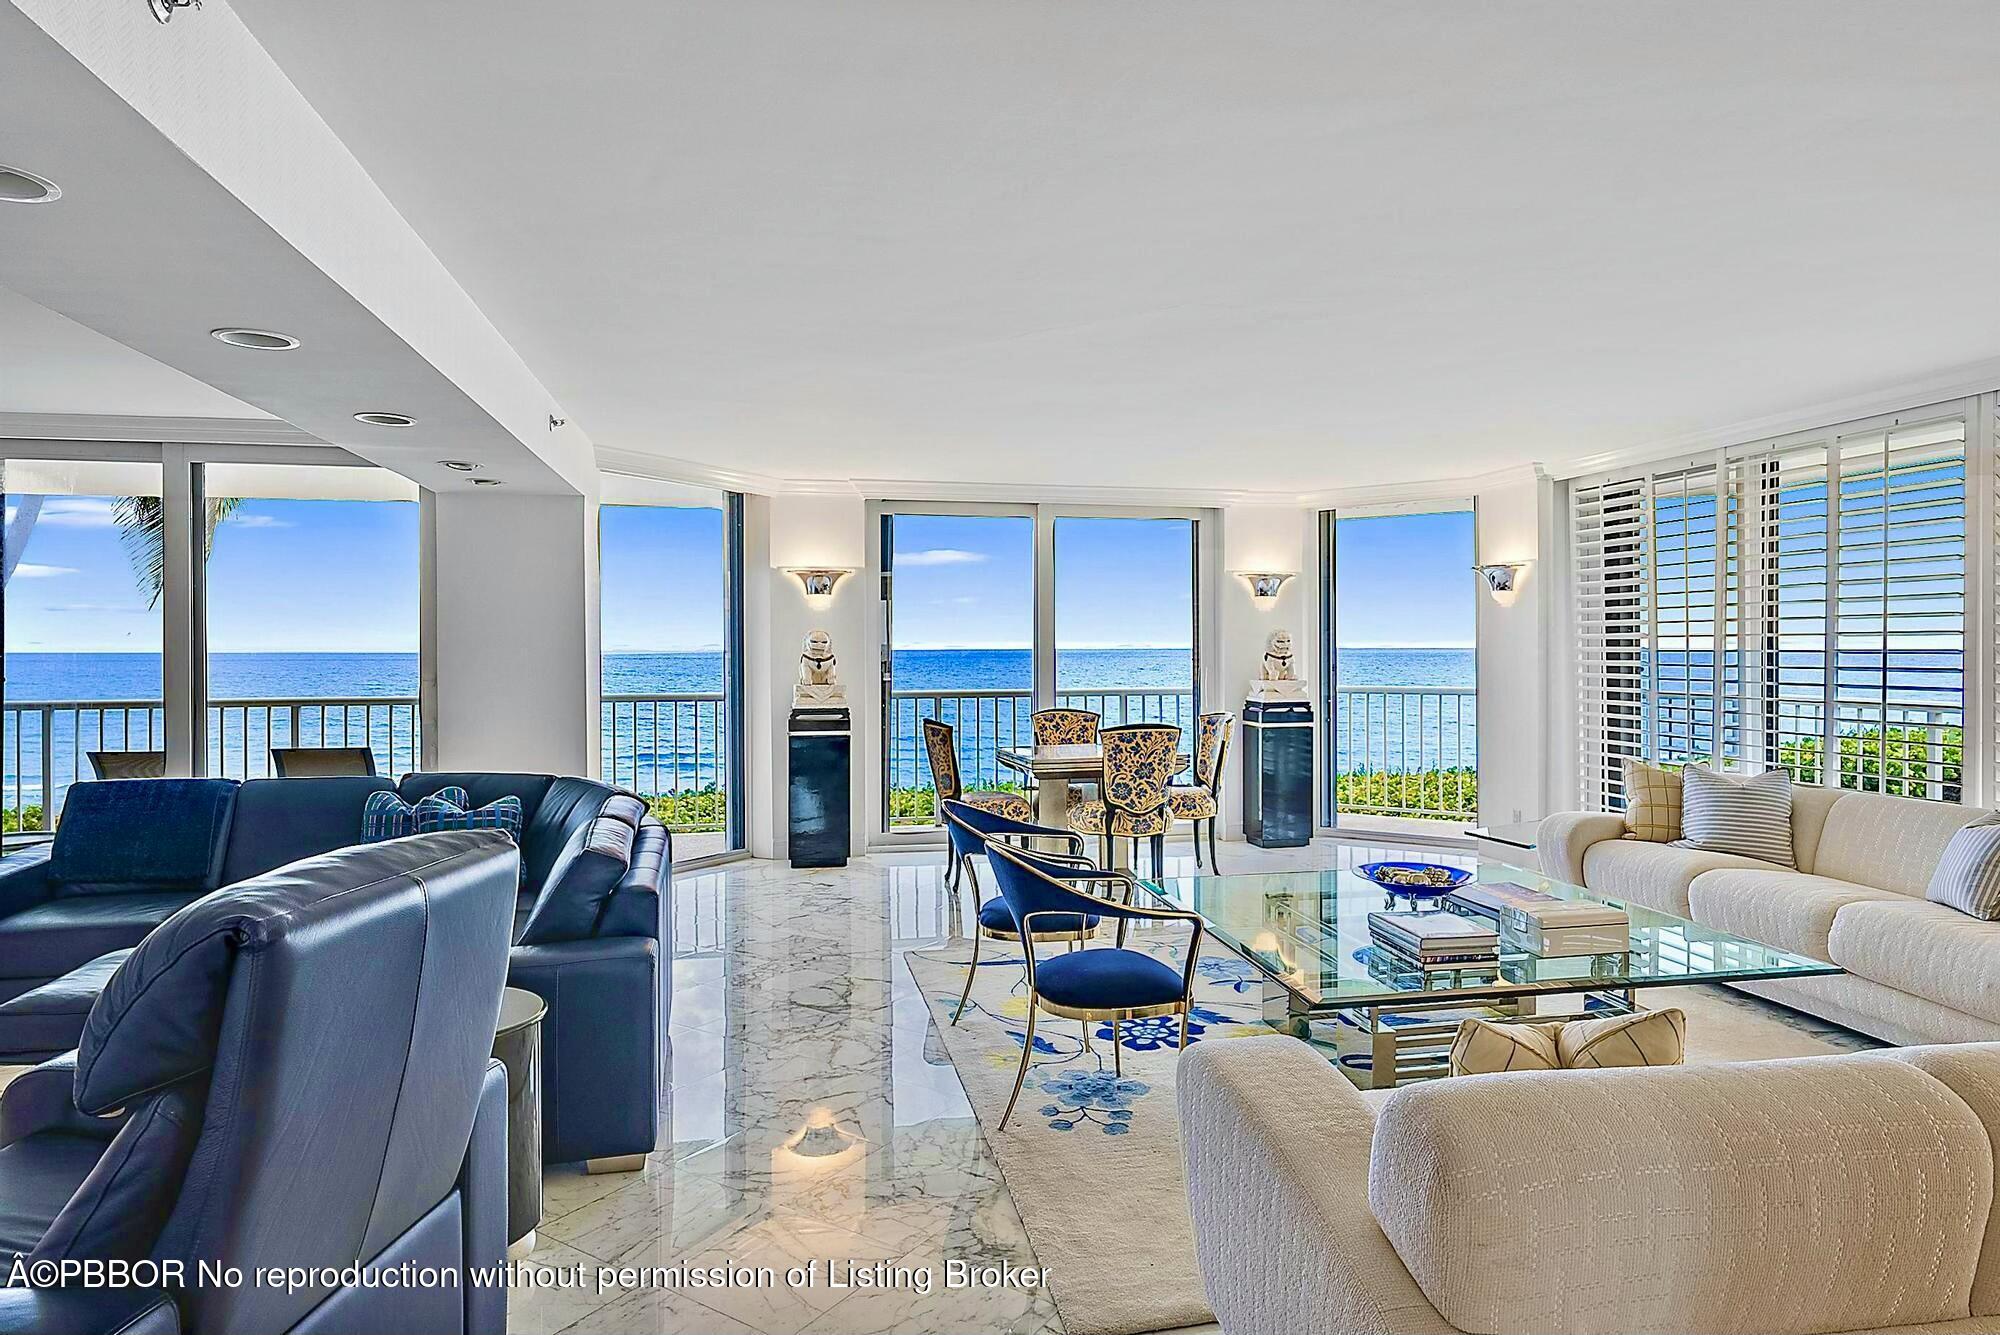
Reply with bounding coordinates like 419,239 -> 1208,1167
1359,861 -> 1472,897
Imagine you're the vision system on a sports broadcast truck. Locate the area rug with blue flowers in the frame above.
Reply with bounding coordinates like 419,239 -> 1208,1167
904,922 -> 1274,1335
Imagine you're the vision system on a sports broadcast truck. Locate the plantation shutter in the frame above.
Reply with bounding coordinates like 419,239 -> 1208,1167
1569,399 -> 1976,812
1571,473 -> 1649,809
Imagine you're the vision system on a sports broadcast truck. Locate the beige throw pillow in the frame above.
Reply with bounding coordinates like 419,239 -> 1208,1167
1449,1009 -> 1685,1077
1619,758 -> 1682,842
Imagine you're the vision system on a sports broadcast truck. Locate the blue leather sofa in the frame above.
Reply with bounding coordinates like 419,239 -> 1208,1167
0,830 -> 516,1335
0,771 -> 671,1167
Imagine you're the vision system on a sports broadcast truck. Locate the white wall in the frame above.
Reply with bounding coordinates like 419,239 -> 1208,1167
1216,505 -> 1319,835
753,493 -> 868,859
1471,472 -> 1554,825
424,487 -> 599,773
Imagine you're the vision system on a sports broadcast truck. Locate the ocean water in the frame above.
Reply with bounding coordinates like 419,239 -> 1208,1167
1,647 -> 1483,813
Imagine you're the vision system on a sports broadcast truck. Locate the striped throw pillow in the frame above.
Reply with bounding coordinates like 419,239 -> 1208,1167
1672,766 -> 1795,867
1926,812 -> 2000,920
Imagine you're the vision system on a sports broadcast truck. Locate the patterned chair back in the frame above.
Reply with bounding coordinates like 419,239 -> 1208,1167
921,718 -> 964,803
1195,712 -> 1235,791
1031,708 -> 1101,746
1099,723 -> 1181,819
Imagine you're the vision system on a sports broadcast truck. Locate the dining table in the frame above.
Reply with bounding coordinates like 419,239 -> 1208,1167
995,742 -> 1192,867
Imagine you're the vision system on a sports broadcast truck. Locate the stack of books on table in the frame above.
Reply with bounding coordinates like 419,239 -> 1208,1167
1366,910 -> 1500,968
1445,881 -> 1630,958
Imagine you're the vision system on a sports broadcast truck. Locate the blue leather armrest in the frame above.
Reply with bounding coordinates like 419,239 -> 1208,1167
0,1053 -> 126,1147
0,1285 -> 178,1334
508,936 -> 659,1164
460,1060 -> 507,1335
593,820 -> 669,940
0,844 -> 54,922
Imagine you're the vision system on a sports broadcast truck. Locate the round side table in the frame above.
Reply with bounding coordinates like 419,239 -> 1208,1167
491,986 -> 547,1260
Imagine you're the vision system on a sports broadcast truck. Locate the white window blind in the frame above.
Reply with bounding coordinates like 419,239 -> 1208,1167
1570,401 -> 1974,811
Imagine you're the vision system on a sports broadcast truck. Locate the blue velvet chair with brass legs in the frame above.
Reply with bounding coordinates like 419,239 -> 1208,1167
1067,722 -> 1182,876
985,839 -> 1205,1129
923,719 -> 1032,891
938,798 -> 1131,1029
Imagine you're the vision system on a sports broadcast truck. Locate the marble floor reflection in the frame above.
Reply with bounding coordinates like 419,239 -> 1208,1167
510,835 -> 1458,1334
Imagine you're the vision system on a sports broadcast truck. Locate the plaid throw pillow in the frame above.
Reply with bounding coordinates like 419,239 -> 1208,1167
1926,812 -> 2000,920
361,787 -> 466,843
1620,758 -> 1682,842
414,790 -> 524,840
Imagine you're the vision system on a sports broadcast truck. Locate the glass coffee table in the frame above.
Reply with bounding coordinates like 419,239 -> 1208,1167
1141,863 -> 1843,1088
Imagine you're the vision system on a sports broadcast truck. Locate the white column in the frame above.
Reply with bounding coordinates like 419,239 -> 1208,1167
423,487 -> 599,773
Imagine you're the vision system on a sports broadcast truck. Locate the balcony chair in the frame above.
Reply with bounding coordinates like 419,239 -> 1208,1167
0,831 -> 517,1335
85,750 -> 165,780
938,797 -> 1129,1027
270,744 -> 378,777
1167,711 -> 1234,871
1029,706 -> 1101,807
1066,722 -> 1182,876
984,839 -> 1204,1127
922,718 -> 1031,889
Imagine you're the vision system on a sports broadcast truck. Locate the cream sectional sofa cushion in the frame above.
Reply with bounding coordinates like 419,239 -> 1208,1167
1687,869 -> 1906,960
1366,1056 -> 1993,1335
1812,791 -> 1986,896
1580,839 -> 1772,917
1831,899 -> 2000,1024
1884,1045 -> 2000,1316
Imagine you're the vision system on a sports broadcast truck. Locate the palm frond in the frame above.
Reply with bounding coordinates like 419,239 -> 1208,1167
112,496 -> 245,608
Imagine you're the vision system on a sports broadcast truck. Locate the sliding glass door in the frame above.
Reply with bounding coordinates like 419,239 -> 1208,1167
598,481 -> 747,860
875,503 -> 1204,834
880,509 -> 1035,828
1320,506 -> 1478,830
1052,516 -> 1198,732
1,456 -> 166,829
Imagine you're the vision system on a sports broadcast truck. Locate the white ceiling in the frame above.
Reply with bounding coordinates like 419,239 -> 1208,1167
0,282 -> 272,420
225,2 -> 2000,488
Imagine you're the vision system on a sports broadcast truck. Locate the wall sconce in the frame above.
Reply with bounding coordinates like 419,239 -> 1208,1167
1473,562 -> 1529,603
784,567 -> 855,607
1234,571 -> 1296,602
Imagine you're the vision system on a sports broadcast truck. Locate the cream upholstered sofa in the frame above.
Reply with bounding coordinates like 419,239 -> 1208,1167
1180,1034 -> 2000,1335
1539,787 -> 2000,1046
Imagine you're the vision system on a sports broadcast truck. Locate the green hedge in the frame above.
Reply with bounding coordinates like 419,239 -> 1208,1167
642,788 -> 727,833
1335,768 -> 1476,821
889,782 -> 1029,826
1776,726 -> 1962,801
1,806 -> 43,835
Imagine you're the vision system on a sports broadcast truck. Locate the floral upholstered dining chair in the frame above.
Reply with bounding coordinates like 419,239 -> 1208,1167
1030,707 -> 1102,806
1067,722 -> 1181,875
1167,711 -> 1234,871
923,718 -> 1031,889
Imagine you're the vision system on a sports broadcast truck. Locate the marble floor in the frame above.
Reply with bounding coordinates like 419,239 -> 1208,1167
509,833 -> 1447,1335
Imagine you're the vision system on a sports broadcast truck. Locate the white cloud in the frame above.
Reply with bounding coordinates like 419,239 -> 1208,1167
897,548 -> 987,567
38,498 -> 119,528
221,512 -> 293,529
11,563 -> 77,578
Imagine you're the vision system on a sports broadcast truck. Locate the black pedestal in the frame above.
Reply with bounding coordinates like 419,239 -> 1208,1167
789,707 -> 852,867
1242,698 -> 1314,848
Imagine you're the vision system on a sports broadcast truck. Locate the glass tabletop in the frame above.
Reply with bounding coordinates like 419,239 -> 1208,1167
1139,863 -> 1842,1009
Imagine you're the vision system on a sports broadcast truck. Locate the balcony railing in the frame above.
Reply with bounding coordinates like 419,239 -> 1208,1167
886,686 -> 1195,826
601,692 -> 729,832
4,696 -> 421,832
1333,686 -> 1478,822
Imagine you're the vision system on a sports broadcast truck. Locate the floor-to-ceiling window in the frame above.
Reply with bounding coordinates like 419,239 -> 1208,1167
1320,506 -> 1478,829
598,478 -> 746,860
874,503 -> 1205,834
1053,516 -> 1198,732
198,461 -> 420,779
1,455 -> 166,828
880,510 -> 1035,828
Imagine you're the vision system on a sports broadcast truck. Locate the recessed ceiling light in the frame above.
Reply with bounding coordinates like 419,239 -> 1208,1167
0,166 -> 60,205
211,327 -> 300,351
148,0 -> 202,23
354,412 -> 417,428
471,477 -> 505,487
437,460 -> 477,472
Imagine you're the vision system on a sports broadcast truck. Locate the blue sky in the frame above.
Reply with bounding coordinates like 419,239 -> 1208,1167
887,514 -> 1201,650
1335,510 -> 1476,648
599,505 -> 726,652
